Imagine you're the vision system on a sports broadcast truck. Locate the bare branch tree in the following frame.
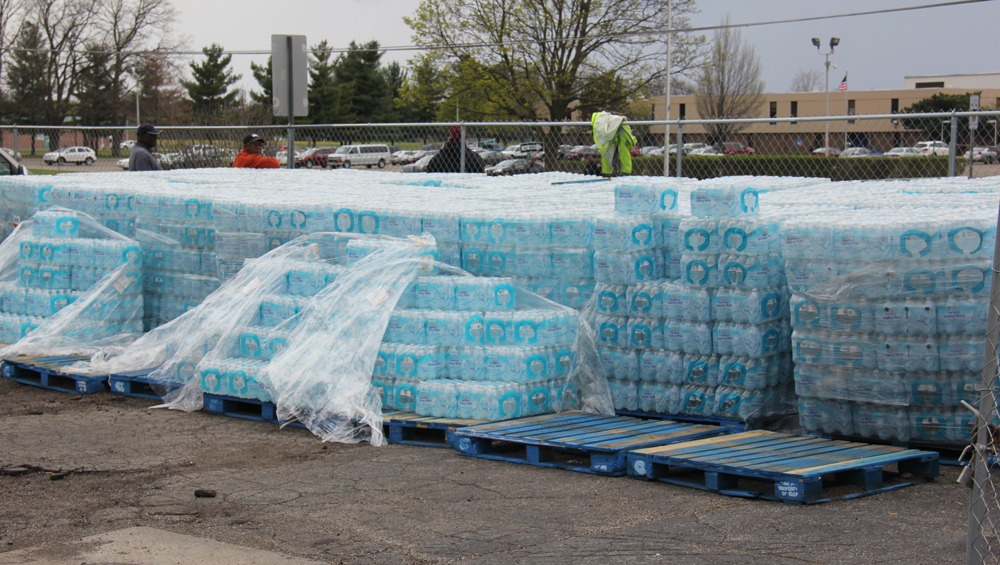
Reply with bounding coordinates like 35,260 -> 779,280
695,14 -> 764,144
789,68 -> 822,92
0,0 -> 26,83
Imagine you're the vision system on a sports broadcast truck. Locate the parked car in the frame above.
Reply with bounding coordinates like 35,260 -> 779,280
478,150 -> 506,165
914,140 -> 950,157
420,143 -> 443,151
568,145 -> 600,160
689,147 -> 722,157
669,146 -> 691,156
277,150 -> 302,166
120,140 -> 135,150
172,145 -> 235,168
556,144 -> 575,159
327,144 -> 391,169
502,143 -> 543,158
883,147 -> 922,158
840,147 -> 873,158
43,146 -> 97,166
401,155 -> 434,173
719,142 -> 755,155
684,143 -> 708,152
639,146 -> 663,157
392,150 -> 418,165
295,147 -> 334,168
0,147 -> 28,175
965,146 -> 999,163
485,158 -> 545,176
811,147 -> 842,157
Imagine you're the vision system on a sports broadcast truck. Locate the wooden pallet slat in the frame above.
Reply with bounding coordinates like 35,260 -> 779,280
2,356 -> 107,394
383,410 -> 485,449
454,412 -> 726,476
626,430 -> 940,504
108,369 -> 179,400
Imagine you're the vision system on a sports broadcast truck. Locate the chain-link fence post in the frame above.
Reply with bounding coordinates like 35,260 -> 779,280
965,196 -> 1000,564
675,121 -> 683,178
460,124 -> 466,173
12,128 -> 17,156
950,112 -> 958,177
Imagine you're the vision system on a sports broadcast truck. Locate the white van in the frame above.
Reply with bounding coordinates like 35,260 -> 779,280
328,144 -> 392,169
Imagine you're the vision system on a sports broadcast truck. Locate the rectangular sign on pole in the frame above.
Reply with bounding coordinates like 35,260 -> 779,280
271,35 -> 308,117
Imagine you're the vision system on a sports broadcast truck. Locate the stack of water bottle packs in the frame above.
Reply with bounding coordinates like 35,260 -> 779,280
0,209 -> 142,344
785,206 -> 996,444
372,272 -> 583,422
135,188 -> 220,329
596,184 -> 796,422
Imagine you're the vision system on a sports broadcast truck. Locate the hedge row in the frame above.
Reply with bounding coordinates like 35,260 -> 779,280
551,155 -> 955,181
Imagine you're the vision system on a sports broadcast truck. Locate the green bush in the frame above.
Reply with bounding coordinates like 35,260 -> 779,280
580,154 -> 954,181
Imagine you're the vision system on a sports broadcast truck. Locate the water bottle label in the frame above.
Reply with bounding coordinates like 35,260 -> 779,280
949,227 -> 983,254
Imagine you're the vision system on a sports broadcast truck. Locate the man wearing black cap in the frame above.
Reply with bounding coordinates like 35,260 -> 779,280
128,123 -> 163,171
233,133 -> 280,168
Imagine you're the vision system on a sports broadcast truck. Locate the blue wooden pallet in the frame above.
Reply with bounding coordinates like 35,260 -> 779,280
453,412 -> 727,476
615,409 -> 754,431
108,369 -> 179,400
1,355 -> 107,394
382,411 -> 485,448
203,392 -> 306,429
802,430 -> 999,468
627,430 -> 940,504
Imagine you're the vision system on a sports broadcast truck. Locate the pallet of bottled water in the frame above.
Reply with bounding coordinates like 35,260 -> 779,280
598,184 -> 800,425
0,209 -> 143,355
783,199 -> 997,445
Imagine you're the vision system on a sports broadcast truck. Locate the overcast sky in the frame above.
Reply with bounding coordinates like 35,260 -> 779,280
167,0 -> 997,97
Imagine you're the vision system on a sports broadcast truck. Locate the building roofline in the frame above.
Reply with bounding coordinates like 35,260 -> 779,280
904,71 -> 1000,79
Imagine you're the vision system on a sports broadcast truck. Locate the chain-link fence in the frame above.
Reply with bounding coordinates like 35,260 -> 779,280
1,110 -> 998,178
966,197 -> 1000,564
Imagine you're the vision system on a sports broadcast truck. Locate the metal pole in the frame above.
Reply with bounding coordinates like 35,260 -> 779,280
675,121 -> 683,178
663,0 -> 671,177
135,82 -> 140,126
286,36 -> 295,170
969,114 -> 975,179
12,128 -> 17,157
949,112 -> 958,177
965,193 -> 1000,564
824,53 -> 830,153
843,71 -> 848,149
460,124 -> 466,173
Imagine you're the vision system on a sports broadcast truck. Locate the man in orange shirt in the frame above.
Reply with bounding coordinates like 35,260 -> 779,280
233,133 -> 280,168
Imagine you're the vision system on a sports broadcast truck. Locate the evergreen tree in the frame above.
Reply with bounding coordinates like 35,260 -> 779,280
250,56 -> 272,106
308,40 -> 346,125
334,40 -> 388,123
181,44 -> 241,121
379,61 -> 405,122
4,22 -> 48,155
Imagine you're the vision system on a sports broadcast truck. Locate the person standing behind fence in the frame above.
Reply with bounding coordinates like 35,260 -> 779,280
426,126 -> 485,173
128,123 -> 163,171
233,133 -> 280,169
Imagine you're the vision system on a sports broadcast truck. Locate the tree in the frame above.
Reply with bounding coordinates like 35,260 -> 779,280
182,43 -> 241,122
137,53 -> 191,125
901,91 -> 993,144
790,68 -> 822,93
308,40 -> 345,125
0,0 -> 26,90
249,56 -> 272,106
4,21 -> 47,153
76,46 -> 116,148
695,15 -> 764,145
334,40 -> 388,123
405,0 -> 703,123
93,0 -> 178,132
396,52 -> 447,123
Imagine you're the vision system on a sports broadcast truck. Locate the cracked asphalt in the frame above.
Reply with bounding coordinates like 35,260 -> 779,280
0,377 -> 971,564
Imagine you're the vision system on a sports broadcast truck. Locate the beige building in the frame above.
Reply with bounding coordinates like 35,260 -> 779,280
638,87 -> 1000,153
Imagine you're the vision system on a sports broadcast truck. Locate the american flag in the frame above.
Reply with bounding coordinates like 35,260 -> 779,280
839,75 -> 848,93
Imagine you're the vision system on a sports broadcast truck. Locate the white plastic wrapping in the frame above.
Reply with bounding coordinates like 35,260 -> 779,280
0,208 -> 143,360
96,231 -> 612,445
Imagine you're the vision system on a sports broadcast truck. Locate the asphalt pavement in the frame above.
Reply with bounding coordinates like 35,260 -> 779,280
0,377 -> 973,564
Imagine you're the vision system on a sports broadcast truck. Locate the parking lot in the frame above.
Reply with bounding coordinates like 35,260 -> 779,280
0,377 -> 970,564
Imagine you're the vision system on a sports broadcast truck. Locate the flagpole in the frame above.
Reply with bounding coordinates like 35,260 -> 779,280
844,72 -> 849,149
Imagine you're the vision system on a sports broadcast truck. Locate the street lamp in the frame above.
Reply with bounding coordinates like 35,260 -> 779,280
812,37 -> 839,153
990,119 -> 997,150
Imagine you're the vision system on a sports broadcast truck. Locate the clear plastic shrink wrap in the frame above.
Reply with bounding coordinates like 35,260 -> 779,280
0,208 -> 143,359
97,232 -> 612,445
785,206 -> 997,443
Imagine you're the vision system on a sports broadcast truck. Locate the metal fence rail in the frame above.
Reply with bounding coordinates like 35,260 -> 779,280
1,110 -> 998,179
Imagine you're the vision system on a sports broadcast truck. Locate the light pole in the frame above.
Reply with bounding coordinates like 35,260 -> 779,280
812,37 -> 839,153
990,119 -> 997,150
